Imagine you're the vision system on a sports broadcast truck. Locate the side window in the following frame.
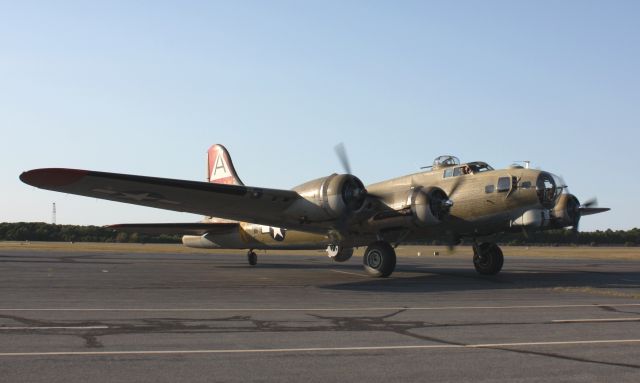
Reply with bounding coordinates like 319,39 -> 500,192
453,167 -> 462,176
497,177 -> 511,192
485,184 -> 495,193
443,169 -> 453,178
520,181 -> 531,189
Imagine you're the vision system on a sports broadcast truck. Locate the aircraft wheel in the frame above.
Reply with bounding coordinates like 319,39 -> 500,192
363,241 -> 396,278
247,250 -> 257,266
473,243 -> 503,275
326,245 -> 354,263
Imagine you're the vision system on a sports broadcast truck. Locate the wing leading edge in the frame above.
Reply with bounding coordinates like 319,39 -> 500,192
20,168 -> 325,233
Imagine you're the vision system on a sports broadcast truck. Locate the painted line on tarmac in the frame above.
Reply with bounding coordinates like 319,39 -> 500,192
0,303 -> 639,312
0,339 -> 639,357
0,326 -> 108,330
552,317 -> 640,323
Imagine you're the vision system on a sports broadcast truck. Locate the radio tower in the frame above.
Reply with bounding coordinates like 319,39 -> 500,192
52,202 -> 56,225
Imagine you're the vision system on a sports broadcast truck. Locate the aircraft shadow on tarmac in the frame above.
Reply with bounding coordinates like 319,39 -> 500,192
218,258 -> 640,294
320,265 -> 640,294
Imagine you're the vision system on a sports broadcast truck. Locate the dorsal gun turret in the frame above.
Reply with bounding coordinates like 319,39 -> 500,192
432,155 -> 460,169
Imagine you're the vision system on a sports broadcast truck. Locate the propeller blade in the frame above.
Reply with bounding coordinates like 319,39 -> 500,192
581,198 -> 598,208
445,232 -> 460,251
579,207 -> 610,216
365,191 -> 384,200
572,221 -> 579,235
448,177 -> 464,198
334,143 -> 351,175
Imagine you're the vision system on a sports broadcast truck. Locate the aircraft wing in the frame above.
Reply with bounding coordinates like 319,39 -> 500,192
107,222 -> 239,235
20,168 -> 324,232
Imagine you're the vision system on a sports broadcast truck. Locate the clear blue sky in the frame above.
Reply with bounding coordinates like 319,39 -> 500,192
1,1 -> 638,231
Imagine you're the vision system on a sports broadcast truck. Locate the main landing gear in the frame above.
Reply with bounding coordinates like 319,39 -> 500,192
247,249 -> 257,266
472,242 -> 504,275
363,241 -> 396,278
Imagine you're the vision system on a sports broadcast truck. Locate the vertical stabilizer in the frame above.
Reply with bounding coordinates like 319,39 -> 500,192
207,144 -> 245,186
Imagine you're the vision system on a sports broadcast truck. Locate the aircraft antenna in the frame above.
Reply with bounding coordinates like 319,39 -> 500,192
52,202 -> 56,225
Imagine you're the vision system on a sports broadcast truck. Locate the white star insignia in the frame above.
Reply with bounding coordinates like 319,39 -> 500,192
271,227 -> 285,240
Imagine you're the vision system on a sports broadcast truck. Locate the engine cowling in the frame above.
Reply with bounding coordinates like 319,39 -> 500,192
292,174 -> 367,221
408,187 -> 452,226
551,193 -> 580,229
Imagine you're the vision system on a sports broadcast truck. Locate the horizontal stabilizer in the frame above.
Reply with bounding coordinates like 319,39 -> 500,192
107,222 -> 239,235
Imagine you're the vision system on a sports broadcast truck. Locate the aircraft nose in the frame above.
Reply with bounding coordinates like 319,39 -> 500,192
536,171 -> 567,208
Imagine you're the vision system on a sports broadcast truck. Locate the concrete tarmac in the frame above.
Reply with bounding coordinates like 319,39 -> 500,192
0,247 -> 639,382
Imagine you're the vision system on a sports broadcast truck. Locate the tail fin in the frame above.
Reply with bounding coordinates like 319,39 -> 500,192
207,144 -> 244,186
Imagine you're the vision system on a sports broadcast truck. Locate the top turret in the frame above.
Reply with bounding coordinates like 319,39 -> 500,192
433,155 -> 460,169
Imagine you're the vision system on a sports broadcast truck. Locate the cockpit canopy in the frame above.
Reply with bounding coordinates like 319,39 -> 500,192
431,156 -> 494,178
433,155 -> 460,169
442,161 -> 494,178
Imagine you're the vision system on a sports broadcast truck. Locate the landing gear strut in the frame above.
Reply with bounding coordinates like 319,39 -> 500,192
247,250 -> 257,266
473,242 -> 503,275
363,241 -> 396,278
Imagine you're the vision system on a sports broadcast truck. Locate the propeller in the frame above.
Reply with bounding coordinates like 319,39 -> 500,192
334,143 -> 382,200
334,143 -> 352,175
448,177 -> 464,198
561,195 -> 582,235
569,197 -> 601,234
330,143 -> 380,234
440,175 -> 462,218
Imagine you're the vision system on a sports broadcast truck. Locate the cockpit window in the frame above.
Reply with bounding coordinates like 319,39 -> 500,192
445,165 -> 474,178
474,163 -> 494,172
466,162 -> 494,173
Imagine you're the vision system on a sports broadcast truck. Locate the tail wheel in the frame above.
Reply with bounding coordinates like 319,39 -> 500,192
473,243 -> 503,275
363,241 -> 396,278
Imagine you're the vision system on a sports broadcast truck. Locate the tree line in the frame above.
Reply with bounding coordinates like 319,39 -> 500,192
0,222 -> 638,246
0,222 -> 181,243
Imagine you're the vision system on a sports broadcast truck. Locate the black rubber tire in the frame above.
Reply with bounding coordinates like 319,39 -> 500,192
327,245 -> 354,263
247,251 -> 257,266
363,241 -> 396,278
473,243 -> 503,275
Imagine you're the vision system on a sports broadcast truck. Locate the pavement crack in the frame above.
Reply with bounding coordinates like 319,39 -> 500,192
599,305 -> 640,315
485,346 -> 640,370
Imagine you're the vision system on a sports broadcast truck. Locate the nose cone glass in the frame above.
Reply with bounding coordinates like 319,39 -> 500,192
536,172 -> 564,208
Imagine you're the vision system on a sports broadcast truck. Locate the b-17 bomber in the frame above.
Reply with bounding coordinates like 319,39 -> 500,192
20,144 -> 609,278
